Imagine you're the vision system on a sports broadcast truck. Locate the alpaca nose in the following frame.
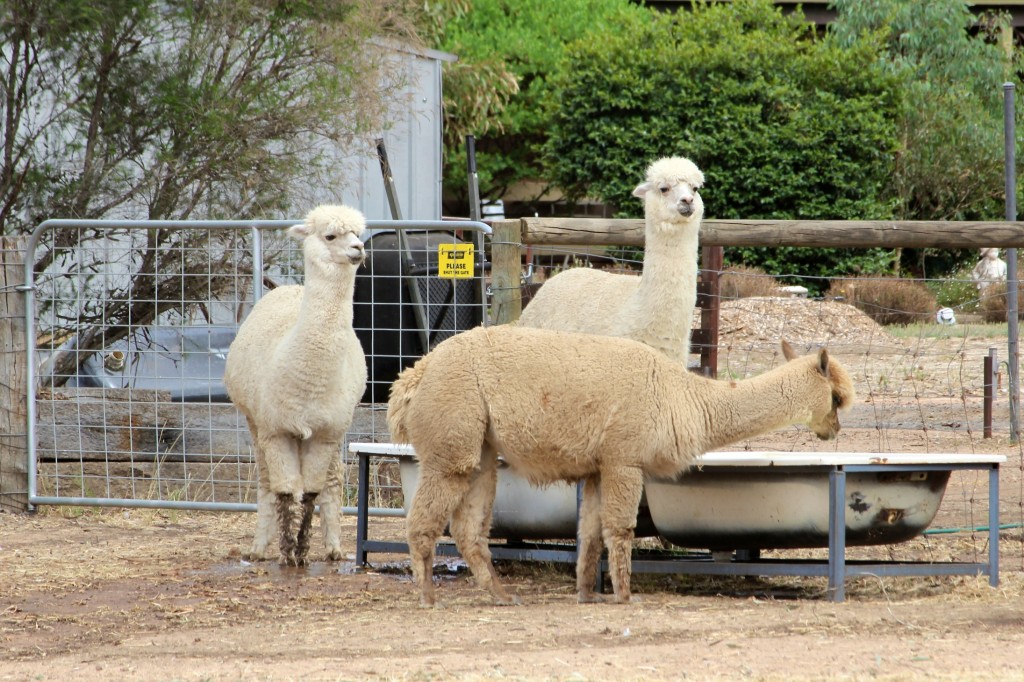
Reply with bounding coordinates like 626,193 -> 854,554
350,242 -> 366,264
677,197 -> 694,216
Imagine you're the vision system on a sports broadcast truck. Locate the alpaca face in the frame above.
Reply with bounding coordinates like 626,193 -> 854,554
805,351 -> 855,441
323,229 -> 366,267
781,341 -> 855,441
289,204 -> 367,270
632,156 -> 705,228
808,396 -> 842,441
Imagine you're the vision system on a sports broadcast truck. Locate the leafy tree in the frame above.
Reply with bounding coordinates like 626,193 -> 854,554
1,0 -> 423,380
428,0 -> 644,215
543,0 -> 901,287
830,0 -> 1016,221
829,0 -> 1020,276
1,0 -> 421,234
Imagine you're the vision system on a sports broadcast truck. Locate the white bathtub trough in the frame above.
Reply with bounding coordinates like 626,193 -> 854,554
644,452 -> 952,550
396,451 -> 970,549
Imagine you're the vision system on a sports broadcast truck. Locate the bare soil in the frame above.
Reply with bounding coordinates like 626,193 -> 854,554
1,509 -> 1022,682
3,319 -> 1024,682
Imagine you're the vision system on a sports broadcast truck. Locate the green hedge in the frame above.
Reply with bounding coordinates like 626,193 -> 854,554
543,0 -> 902,289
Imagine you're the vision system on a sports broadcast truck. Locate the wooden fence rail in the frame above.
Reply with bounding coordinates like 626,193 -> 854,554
520,218 -> 1024,248
490,218 -> 1024,376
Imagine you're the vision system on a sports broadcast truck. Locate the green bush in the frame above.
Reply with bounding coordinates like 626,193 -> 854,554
928,267 -> 981,312
827,277 -> 938,326
543,0 -> 901,289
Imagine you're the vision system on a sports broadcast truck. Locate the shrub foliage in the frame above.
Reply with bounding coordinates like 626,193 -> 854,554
543,0 -> 902,287
828,277 -> 938,326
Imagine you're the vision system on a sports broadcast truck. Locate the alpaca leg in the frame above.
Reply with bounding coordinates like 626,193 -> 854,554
598,466 -> 644,604
449,447 -> 515,605
247,484 -> 278,561
276,492 -> 299,566
318,450 -> 345,560
576,475 -> 606,603
300,440 -> 343,560
245,444 -> 278,561
261,434 -> 303,566
406,466 -> 472,607
295,491 -> 318,566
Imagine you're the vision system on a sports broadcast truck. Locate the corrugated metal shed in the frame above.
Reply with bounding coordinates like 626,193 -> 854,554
309,43 -> 456,222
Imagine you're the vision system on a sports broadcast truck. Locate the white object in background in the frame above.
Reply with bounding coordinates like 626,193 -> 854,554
971,247 -> 1007,291
481,199 -> 505,221
936,307 -> 956,325
779,285 -> 809,298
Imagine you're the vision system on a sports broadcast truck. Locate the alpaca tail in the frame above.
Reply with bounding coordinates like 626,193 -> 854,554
386,357 -> 428,443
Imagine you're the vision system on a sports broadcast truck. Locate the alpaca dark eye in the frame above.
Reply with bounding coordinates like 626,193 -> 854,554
832,394 -> 841,408
659,186 -> 670,194
325,234 -> 336,241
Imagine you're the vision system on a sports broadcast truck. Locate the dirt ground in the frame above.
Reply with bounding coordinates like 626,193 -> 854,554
3,319 -> 1024,681
1,509 -> 1023,682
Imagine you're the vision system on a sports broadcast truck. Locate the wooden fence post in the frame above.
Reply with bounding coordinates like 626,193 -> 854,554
1,235 -> 29,512
489,219 -> 523,325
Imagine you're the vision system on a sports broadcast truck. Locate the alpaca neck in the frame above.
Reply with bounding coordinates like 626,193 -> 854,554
292,271 -> 356,339
694,367 -> 811,451
633,218 -> 700,313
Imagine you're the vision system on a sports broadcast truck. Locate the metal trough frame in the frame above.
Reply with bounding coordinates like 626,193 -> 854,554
351,443 -> 1004,602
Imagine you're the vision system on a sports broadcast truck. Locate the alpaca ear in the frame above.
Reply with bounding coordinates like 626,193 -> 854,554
288,223 -> 309,239
781,339 -> 798,361
632,181 -> 651,198
817,348 -> 831,377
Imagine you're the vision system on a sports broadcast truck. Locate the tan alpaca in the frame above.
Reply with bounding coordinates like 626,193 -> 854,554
387,325 -> 855,606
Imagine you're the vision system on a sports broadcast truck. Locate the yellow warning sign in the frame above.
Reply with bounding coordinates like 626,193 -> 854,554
438,243 -> 474,279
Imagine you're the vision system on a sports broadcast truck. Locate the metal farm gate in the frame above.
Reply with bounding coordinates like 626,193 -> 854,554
19,218 -> 490,513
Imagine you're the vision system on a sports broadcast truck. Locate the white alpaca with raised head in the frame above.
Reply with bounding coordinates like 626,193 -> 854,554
517,156 -> 705,364
225,204 -> 368,566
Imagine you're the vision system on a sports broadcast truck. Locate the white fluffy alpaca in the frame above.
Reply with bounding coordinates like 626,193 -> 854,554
224,205 -> 368,566
517,157 -> 705,364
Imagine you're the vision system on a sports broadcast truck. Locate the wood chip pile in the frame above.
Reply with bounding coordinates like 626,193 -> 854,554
712,296 -> 899,349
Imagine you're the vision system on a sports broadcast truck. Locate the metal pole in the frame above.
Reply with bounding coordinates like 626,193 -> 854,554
467,135 -> 481,222
1004,83 -> 1019,442
466,135 -> 489,326
376,138 -> 431,355
984,348 -> 996,438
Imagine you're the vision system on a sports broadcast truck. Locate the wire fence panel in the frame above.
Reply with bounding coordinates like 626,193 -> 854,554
520,245 -> 1024,570
17,221 -> 1024,570
24,219 -> 489,513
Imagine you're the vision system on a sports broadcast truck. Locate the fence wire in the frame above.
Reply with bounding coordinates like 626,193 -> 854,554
23,219 -> 489,514
522,245 -> 1024,570
13,226 -> 1024,570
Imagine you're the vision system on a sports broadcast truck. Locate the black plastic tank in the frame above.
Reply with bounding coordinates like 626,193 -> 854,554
353,231 -> 483,403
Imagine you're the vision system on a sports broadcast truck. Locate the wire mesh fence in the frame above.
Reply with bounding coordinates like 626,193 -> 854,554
11,220 -> 1024,570
24,219 -> 488,513
521,244 -> 1024,570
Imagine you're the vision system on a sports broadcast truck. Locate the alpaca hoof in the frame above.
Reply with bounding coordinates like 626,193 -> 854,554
278,552 -> 298,567
493,594 -> 521,606
577,592 -> 607,604
418,597 -> 440,609
609,594 -> 641,605
323,547 -> 344,562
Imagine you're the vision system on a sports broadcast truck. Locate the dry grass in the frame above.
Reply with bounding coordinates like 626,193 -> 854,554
717,264 -> 782,300
3,497 -> 1023,680
828,276 -> 939,325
